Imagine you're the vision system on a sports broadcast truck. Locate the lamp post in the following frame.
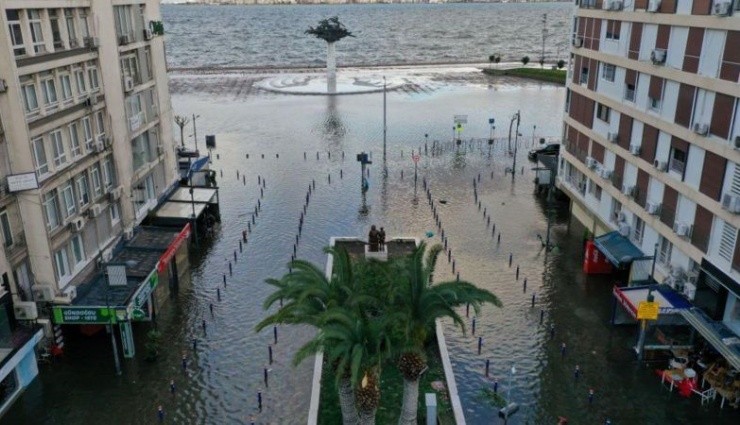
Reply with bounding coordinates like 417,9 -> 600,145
383,76 -> 387,175
192,114 -> 201,153
509,111 -> 521,182
104,279 -> 122,376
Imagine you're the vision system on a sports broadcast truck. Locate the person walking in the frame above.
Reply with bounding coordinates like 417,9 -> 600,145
368,225 -> 379,252
379,227 -> 386,250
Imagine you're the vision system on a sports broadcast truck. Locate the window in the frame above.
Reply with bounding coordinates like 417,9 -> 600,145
79,10 -> 90,39
82,117 -> 93,151
624,83 -> 636,102
649,96 -> 661,111
121,55 -> 141,84
0,211 -> 13,248
22,83 -> 39,113
41,77 -> 59,107
102,159 -> 115,189
132,132 -> 152,171
50,130 -> 67,167
65,9 -> 77,47
32,137 -> 49,176
114,6 -> 133,39
597,103 -> 611,122
605,19 -> 621,40
718,221 -> 737,263
580,67 -> 588,84
60,74 -> 73,102
49,10 -> 63,50
95,111 -> 106,140
110,202 -> 120,224
145,174 -> 156,201
28,9 -> 46,54
632,216 -> 644,244
69,122 -> 82,157
75,69 -> 87,94
88,66 -> 100,92
43,191 -> 61,230
601,64 -> 616,82
76,174 -> 90,207
6,10 -> 25,56
70,235 -> 85,267
60,182 -> 76,218
54,248 -> 70,280
669,148 -> 686,174
611,199 -> 622,223
658,236 -> 672,265
90,165 -> 102,197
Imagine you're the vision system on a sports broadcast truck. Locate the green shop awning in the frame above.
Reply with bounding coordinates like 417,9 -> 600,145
593,231 -> 648,268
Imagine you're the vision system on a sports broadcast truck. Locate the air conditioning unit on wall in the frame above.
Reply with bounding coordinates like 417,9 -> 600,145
693,122 -> 709,136
629,144 -> 641,155
712,0 -> 732,16
607,132 -> 619,143
573,36 -> 584,48
651,49 -> 666,64
722,193 -> 740,214
653,160 -> 667,172
646,201 -> 661,215
673,221 -> 691,237
648,0 -> 662,12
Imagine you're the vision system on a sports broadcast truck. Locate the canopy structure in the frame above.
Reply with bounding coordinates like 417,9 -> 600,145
594,231 -> 649,268
680,308 -> 740,371
613,284 -> 693,319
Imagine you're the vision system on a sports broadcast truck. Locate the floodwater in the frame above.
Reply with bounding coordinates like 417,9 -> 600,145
3,68 -> 739,425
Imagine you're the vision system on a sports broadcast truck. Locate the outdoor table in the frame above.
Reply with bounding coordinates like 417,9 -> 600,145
662,369 -> 685,392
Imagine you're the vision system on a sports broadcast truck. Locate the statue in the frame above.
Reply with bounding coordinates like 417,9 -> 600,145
306,17 -> 354,94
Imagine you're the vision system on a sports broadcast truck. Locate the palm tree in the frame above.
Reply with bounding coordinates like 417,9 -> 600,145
391,242 -> 502,425
256,247 -> 379,425
306,17 -> 354,93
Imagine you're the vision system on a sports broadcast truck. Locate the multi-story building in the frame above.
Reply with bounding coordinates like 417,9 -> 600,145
0,1 -> 177,406
558,0 -> 739,361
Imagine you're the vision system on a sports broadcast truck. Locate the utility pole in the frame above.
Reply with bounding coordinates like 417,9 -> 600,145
383,76 -> 387,174
511,111 -> 521,182
541,13 -> 548,67
192,114 -> 200,153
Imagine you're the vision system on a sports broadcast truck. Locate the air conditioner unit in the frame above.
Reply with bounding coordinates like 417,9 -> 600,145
673,221 -> 691,237
599,168 -> 612,180
124,228 -> 134,240
124,76 -> 134,92
651,49 -> 666,64
13,301 -> 38,320
0,79 -> 7,93
733,135 -> 740,150
37,318 -> 53,339
144,28 -> 154,40
573,36 -> 584,48
87,203 -> 104,218
712,0 -> 732,16
629,144 -> 641,155
653,159 -> 667,171
607,0 -> 624,10
646,201 -> 661,215
622,184 -> 635,197
648,0 -> 661,12
693,122 -> 709,136
84,36 -> 99,49
119,34 -> 132,45
607,132 -> 619,143
32,284 -> 56,302
619,222 -> 631,237
722,193 -> 740,213
67,217 -> 86,233
108,185 -> 123,202
61,285 -> 78,302
586,156 -> 598,169
617,211 -> 627,222
94,140 -> 105,153
103,136 -> 112,148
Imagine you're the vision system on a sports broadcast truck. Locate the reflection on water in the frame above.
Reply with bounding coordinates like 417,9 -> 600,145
3,76 -> 738,425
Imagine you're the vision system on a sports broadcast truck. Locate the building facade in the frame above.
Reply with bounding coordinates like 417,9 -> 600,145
0,0 -> 177,306
558,0 -> 740,336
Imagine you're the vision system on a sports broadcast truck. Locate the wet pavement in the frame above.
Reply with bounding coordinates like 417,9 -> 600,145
3,69 -> 739,424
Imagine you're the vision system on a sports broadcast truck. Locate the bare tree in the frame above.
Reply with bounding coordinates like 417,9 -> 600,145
306,17 -> 354,93
174,115 -> 190,148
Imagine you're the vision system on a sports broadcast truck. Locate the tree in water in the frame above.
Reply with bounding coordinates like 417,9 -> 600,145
306,17 -> 354,93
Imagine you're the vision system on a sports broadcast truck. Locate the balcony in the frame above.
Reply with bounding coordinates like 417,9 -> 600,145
3,231 -> 27,262
0,321 -> 43,370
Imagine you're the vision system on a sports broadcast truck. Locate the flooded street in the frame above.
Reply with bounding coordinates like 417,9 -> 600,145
3,69 -> 738,424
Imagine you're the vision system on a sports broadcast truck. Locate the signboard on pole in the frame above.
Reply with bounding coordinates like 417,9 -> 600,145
7,172 -> 39,192
453,115 -> 468,124
119,321 -> 135,358
128,272 -> 159,321
637,301 -> 659,320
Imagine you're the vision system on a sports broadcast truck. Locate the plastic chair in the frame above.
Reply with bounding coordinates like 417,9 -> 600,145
692,387 -> 716,405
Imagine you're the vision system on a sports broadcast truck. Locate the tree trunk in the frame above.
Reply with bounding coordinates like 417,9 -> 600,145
358,408 -> 376,425
326,41 -> 336,93
179,126 -> 185,148
398,377 -> 420,425
339,377 -> 359,425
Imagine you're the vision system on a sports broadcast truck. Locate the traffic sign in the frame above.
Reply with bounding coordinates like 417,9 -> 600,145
412,154 -> 420,164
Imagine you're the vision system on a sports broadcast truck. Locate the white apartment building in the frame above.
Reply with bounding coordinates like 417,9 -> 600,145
0,0 -> 177,308
557,0 -> 740,357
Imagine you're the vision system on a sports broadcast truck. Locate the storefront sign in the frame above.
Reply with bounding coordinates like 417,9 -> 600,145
120,321 -> 135,358
129,272 -> 159,319
7,172 -> 39,192
157,223 -> 191,272
52,306 -> 120,324
637,301 -> 660,320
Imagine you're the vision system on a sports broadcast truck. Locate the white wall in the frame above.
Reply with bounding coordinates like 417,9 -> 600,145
684,145 -> 705,190
635,73 -> 651,111
676,0 -> 693,15
631,120 -> 644,149
656,131 -> 671,162
676,194 -> 697,227
639,24 -> 658,62
692,89 -> 716,127
660,80 -> 680,122
624,162 -> 638,188
667,27 -> 689,70
698,30 -> 726,79
647,177 -> 665,205
597,65 -> 624,102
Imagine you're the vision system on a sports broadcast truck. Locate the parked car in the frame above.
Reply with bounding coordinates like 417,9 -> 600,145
528,143 -> 560,161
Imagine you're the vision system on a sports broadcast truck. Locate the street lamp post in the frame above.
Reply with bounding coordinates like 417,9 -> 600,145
104,273 -> 122,376
383,76 -> 387,174
510,111 -> 521,182
192,114 -> 201,153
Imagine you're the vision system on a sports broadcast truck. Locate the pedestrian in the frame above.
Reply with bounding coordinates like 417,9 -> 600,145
170,379 -> 176,395
574,365 -> 580,380
560,342 -> 567,358
157,405 -> 165,423
379,227 -> 386,250
550,324 -> 555,340
588,388 -> 595,405
368,225 -> 379,252
181,354 -> 187,372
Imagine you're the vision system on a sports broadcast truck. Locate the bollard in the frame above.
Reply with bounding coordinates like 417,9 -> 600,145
237,170 -> 240,179
223,274 -> 226,285
508,253 -> 513,267
239,240 -> 243,252
217,288 -> 221,301
523,278 -> 527,293
209,303 -> 214,316
448,250 -> 451,262
498,233 -> 501,244
264,368 -> 269,387
531,293 -> 536,308
273,326 -> 278,344
192,338 -> 197,351
472,317 -> 476,335
258,175 -> 261,185
540,309 -> 544,324
328,152 -> 331,159
452,260 -> 455,273
304,152 -> 307,160
478,337 -> 483,354
485,359 -> 490,377
229,262 -> 232,276
243,175 -> 246,185
248,222 -> 252,232
258,391 -> 262,411
342,151 -> 345,159
268,345 -> 273,364
516,265 -> 519,280
234,251 -> 237,262
340,169 -> 343,178
328,174 -> 331,184
261,188 -> 264,198
456,271 -> 460,282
